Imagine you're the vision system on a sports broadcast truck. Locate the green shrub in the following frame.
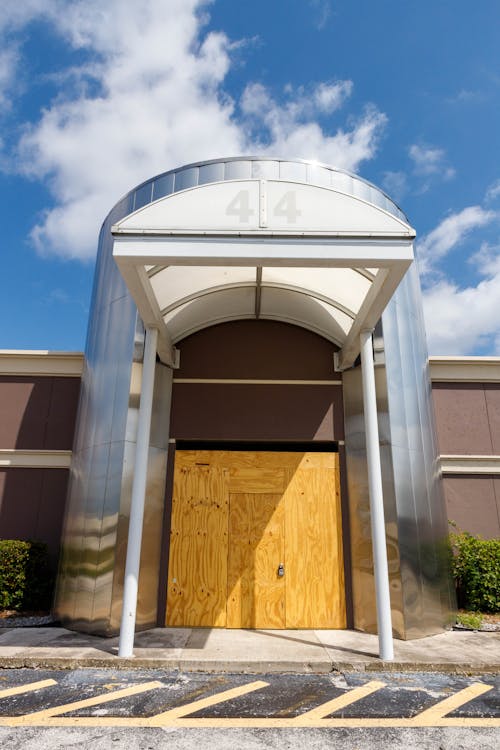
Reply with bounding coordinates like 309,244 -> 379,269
0,540 -> 54,611
449,527 -> 500,613
456,611 -> 483,630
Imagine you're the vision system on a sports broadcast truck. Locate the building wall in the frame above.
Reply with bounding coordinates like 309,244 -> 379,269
159,319 -> 350,626
0,345 -> 498,624
170,319 -> 344,442
430,359 -> 500,539
0,352 -> 82,565
343,265 -> 455,640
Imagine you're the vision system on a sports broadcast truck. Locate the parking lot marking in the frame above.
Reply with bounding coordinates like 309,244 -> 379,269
11,680 -> 164,725
0,679 -> 57,699
148,680 -> 269,725
0,678 -> 498,729
410,682 -> 494,725
294,679 -> 385,722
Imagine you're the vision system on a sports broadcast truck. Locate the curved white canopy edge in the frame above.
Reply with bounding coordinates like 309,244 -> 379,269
112,176 -> 415,370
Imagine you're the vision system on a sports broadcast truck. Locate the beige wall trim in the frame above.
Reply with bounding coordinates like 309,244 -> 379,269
430,356 -> 500,383
440,454 -> 500,475
173,378 -> 343,385
0,449 -> 72,469
0,350 -> 84,377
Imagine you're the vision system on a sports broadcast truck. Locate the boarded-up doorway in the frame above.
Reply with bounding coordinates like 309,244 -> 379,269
165,450 -> 346,629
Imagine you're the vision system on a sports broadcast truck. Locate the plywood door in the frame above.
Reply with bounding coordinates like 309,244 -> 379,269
165,450 -> 345,629
284,453 -> 345,628
226,492 -> 285,628
166,464 -> 229,627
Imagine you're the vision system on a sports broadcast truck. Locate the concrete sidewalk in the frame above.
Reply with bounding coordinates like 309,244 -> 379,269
0,626 -> 498,673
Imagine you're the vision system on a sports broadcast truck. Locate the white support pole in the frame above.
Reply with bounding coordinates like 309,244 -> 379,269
118,326 -> 158,658
360,329 -> 394,661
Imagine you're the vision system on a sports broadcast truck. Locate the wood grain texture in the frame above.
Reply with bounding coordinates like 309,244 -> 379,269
166,465 -> 229,627
166,450 -> 345,629
285,453 -> 346,628
227,492 -> 285,628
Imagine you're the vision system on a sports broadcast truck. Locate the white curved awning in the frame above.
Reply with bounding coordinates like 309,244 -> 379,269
112,167 -> 415,369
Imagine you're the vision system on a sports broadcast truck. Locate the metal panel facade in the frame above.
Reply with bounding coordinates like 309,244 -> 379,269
343,264 -> 455,639
55,157 -> 452,638
54,193 -> 173,634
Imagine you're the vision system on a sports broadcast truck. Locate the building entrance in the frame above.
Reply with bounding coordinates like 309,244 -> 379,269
165,450 -> 346,629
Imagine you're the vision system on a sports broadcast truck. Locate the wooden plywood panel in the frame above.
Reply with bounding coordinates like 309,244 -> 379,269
175,450 -> 304,472
166,465 -> 229,627
167,449 -> 345,630
284,453 -> 346,628
227,492 -> 285,628
228,467 -> 286,493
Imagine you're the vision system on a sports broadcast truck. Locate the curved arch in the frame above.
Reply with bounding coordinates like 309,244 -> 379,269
165,286 -> 348,346
112,156 -> 415,369
158,280 -> 357,320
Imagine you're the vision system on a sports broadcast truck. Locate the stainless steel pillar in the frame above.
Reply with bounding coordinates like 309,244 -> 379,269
118,326 -> 158,657
360,329 -> 394,660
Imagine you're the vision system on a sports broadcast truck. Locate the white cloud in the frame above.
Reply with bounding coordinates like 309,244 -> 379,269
1,1 -> 387,260
446,88 -> 484,104
241,82 -> 386,169
308,0 -> 332,30
417,205 -> 497,275
382,171 -> 407,203
421,216 -> 500,354
8,1 -> 244,258
0,45 -> 19,108
247,79 -> 353,122
313,80 -> 353,113
409,143 -> 455,181
423,271 -> 500,355
485,179 -> 500,203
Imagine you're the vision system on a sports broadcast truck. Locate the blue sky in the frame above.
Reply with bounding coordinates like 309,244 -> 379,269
1,0 -> 499,354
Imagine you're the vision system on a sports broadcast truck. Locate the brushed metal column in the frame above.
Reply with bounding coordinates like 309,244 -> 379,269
118,326 -> 158,657
360,329 -> 394,661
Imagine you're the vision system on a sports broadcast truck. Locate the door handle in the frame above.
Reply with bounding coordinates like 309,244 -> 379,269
277,563 -> 285,577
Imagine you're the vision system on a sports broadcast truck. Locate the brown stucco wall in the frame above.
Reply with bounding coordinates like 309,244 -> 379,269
0,376 -> 80,450
171,320 -> 343,442
175,319 -> 337,380
442,475 -> 500,539
432,380 -> 500,538
0,373 -> 81,565
0,468 -> 70,563
432,382 -> 499,455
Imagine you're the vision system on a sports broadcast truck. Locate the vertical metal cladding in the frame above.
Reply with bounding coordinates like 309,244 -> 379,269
342,364 -> 405,638
54,194 -> 173,635
343,264 -> 455,639
382,263 -> 455,636
55,156 -> 448,638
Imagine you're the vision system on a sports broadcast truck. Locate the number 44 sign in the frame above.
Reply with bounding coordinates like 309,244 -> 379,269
226,187 -> 302,226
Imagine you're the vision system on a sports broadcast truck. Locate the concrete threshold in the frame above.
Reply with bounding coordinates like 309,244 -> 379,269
0,627 -> 498,674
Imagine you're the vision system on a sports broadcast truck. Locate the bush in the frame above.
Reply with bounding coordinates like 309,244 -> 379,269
0,540 -> 54,611
456,611 -> 483,630
449,527 -> 500,613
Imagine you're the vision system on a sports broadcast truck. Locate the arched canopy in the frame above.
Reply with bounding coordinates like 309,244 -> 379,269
112,157 -> 415,369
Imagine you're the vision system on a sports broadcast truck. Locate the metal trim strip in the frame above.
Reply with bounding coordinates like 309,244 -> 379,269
0,449 -> 72,469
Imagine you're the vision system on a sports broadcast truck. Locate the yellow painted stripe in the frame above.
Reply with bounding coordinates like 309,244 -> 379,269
12,680 -> 164,725
295,680 -> 385,722
0,679 -> 57,699
4,715 -> 497,729
1,713 -> 499,729
411,682 -> 493,725
149,680 -> 269,725
170,716 -> 500,729
0,679 -> 497,729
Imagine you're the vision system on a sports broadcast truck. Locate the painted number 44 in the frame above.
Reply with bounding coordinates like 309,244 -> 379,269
226,190 -> 301,223
273,191 -> 301,223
